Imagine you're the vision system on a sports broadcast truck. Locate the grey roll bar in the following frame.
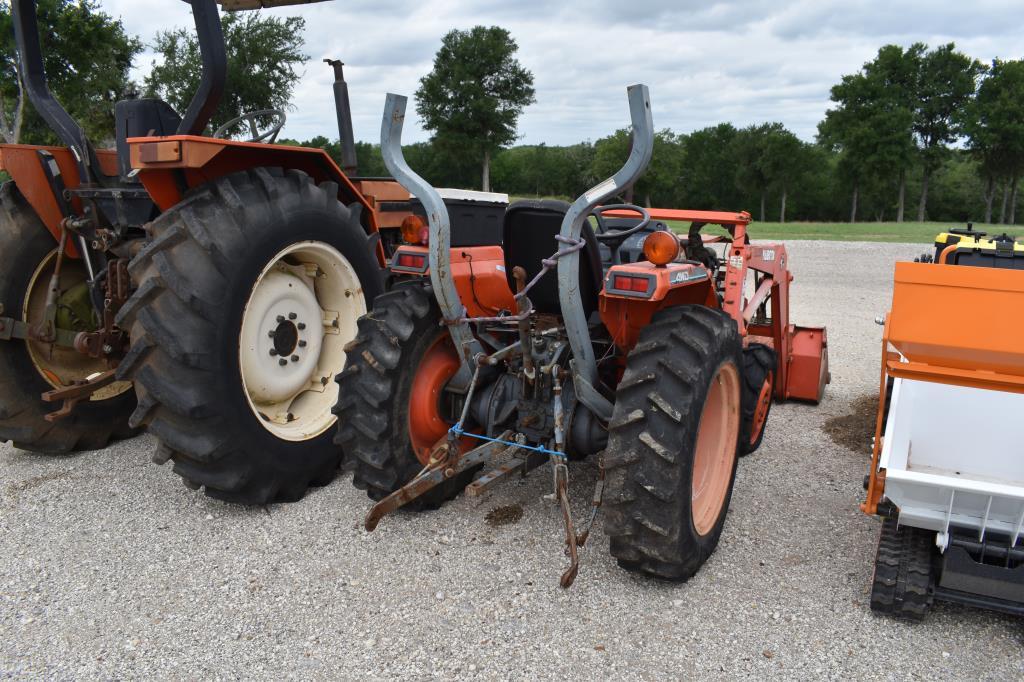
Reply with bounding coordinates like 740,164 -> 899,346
379,93 -> 484,384
378,86 -> 654,403
559,84 -> 654,419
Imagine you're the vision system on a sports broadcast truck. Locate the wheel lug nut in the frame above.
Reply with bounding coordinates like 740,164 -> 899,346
276,315 -> 285,323
270,349 -> 278,356
288,312 -> 297,320
298,340 -> 307,348
297,322 -> 306,330
268,330 -> 276,338
279,359 -> 287,366
291,355 -> 299,362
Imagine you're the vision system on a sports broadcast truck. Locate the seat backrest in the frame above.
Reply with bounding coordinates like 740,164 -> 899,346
114,98 -> 183,180
502,199 -> 603,317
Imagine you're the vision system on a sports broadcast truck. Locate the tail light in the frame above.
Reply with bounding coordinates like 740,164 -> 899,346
611,274 -> 652,294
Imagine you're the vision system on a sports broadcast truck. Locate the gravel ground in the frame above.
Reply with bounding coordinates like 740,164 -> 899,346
3,240 -> 1023,680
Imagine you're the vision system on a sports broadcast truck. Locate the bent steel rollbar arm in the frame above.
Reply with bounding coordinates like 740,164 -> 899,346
11,0 -> 95,182
380,94 -> 484,384
176,0 -> 228,136
558,84 -> 654,418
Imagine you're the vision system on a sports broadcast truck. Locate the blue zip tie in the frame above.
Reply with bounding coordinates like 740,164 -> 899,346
449,424 -> 567,459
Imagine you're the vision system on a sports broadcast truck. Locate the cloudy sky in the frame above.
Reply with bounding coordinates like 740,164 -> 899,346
102,0 -> 1024,146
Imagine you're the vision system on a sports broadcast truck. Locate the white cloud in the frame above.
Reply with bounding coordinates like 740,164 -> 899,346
101,0 -> 1024,145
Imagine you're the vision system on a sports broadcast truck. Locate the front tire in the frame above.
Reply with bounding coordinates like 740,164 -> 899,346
0,182 -> 136,453
604,305 -> 743,580
738,343 -> 776,456
117,168 -> 383,504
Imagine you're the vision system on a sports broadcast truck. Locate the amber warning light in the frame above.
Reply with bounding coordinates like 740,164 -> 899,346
642,230 -> 681,266
401,215 -> 429,245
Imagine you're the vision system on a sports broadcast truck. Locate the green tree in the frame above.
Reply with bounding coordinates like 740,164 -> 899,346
913,43 -> 985,220
590,128 -> 684,207
761,125 -> 807,223
415,26 -> 535,192
0,0 -> 141,144
965,59 -> 1024,224
679,123 -> 741,210
732,124 -> 774,222
290,136 -> 389,177
819,44 -> 921,222
144,10 -> 306,136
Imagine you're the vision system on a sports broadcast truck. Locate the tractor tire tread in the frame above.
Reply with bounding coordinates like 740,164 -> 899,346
604,304 -> 742,581
738,343 -> 777,456
334,282 -> 470,510
117,168 -> 380,504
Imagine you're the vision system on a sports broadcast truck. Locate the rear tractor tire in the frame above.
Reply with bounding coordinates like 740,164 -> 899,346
117,168 -> 383,504
738,343 -> 776,456
334,282 -> 478,509
0,182 -> 136,453
604,305 -> 743,581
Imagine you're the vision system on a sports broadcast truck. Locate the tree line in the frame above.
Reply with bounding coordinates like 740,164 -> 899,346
290,123 -> 1003,225
3,3 -> 1022,225
293,41 -> 1024,225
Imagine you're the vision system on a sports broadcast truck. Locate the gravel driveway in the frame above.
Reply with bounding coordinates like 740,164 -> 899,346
3,240 -> 1022,680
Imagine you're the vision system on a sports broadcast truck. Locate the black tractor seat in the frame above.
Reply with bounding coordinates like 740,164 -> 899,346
502,199 -> 603,318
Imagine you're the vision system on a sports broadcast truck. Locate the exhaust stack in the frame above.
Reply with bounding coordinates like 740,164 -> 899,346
325,59 -> 358,176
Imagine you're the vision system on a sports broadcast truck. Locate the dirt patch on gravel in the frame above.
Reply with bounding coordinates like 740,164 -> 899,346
822,394 -> 878,453
485,504 -> 524,527
3,469 -> 73,504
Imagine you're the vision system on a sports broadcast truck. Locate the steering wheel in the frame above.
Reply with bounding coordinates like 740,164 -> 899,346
590,204 -> 651,242
213,109 -> 287,143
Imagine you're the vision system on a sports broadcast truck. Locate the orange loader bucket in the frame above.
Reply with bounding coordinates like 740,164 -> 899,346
785,325 -> 829,403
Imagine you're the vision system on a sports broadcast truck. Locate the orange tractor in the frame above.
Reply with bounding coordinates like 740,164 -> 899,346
0,0 -> 414,503
336,85 -> 828,585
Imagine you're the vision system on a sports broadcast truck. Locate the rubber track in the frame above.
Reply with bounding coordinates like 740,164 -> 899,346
870,517 -> 934,619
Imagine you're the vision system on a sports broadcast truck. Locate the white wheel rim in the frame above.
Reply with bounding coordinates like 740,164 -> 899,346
239,241 -> 365,441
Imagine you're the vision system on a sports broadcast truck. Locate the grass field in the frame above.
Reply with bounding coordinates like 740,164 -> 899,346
666,220 -> 1008,243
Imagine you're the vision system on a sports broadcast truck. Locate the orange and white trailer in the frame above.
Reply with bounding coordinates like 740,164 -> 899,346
864,228 -> 1024,618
